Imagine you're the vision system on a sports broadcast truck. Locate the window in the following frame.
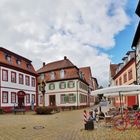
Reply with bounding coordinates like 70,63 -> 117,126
40,73 -> 45,80
4,53 -> 11,63
79,72 -> 83,79
68,94 -> 76,103
11,72 -> 16,83
31,77 -> 36,87
61,94 -> 68,104
2,91 -> 8,103
19,74 -> 24,84
26,64 -> 31,69
26,94 -> 30,103
59,82 -> 66,89
49,83 -> 55,90
79,82 -> 88,91
119,77 -> 122,85
60,69 -> 65,78
25,75 -> 30,86
31,94 -> 35,103
50,72 -> 55,80
11,92 -> 16,103
16,59 -> 21,65
128,69 -> 133,80
2,69 -> 8,81
68,81 -> 75,88
80,94 -> 87,103
123,73 -> 127,83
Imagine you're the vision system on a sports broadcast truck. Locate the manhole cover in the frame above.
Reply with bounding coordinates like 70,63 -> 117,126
33,126 -> 45,130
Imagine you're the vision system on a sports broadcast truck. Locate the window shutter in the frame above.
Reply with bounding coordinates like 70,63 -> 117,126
64,95 -> 67,103
74,95 -> 76,102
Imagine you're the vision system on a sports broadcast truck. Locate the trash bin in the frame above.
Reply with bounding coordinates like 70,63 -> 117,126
85,121 -> 94,130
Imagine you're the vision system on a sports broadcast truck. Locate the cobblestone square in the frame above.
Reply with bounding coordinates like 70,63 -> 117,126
0,109 -> 140,140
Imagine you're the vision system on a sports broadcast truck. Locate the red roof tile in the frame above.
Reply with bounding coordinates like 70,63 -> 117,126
0,47 -> 37,75
79,67 -> 93,89
37,56 -> 76,73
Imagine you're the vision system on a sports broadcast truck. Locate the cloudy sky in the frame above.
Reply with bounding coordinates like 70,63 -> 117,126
0,0 -> 139,86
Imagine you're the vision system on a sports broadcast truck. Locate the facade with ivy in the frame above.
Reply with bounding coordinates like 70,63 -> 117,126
37,56 -> 95,109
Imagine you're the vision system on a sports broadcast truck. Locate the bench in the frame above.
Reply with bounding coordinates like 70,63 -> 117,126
13,107 -> 25,114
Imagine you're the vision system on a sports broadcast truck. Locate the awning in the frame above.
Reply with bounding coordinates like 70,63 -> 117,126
91,85 -> 140,96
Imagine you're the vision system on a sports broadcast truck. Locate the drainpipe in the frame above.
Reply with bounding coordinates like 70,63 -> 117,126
36,77 -> 38,107
76,80 -> 79,109
119,92 -> 123,117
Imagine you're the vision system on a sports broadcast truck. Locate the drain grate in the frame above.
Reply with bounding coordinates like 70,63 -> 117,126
33,126 -> 45,130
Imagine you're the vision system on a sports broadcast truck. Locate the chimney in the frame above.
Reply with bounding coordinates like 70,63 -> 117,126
64,56 -> 67,60
43,62 -> 45,67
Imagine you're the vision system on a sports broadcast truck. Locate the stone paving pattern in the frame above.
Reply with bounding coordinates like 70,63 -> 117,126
0,109 -> 140,140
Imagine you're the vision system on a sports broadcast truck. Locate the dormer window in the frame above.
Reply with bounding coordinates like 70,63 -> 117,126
27,64 -> 31,69
128,55 -> 131,61
16,59 -> 21,65
40,73 -> 45,80
50,72 -> 55,80
60,69 -> 65,79
79,72 -> 83,79
4,53 -> 11,62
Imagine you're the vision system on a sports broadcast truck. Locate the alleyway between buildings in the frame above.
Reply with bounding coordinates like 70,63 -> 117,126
0,108 -> 140,140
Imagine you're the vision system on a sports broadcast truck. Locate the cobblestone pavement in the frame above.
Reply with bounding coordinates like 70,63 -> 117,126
0,109 -> 140,140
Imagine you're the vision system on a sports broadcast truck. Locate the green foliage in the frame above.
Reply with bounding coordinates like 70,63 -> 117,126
36,106 -> 60,114
36,106 -> 53,114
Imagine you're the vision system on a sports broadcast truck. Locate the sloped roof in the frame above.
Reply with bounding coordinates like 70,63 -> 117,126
132,22 -> 140,48
136,0 -> 140,17
0,47 -> 37,75
110,64 -> 118,77
37,57 -> 76,73
79,67 -> 93,89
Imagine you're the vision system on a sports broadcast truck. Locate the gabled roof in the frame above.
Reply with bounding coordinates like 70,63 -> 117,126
37,56 -> 76,73
0,47 -> 37,75
79,66 -> 93,89
110,64 -> 118,77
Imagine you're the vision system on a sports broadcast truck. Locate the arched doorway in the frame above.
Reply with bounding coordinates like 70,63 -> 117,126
17,91 -> 26,108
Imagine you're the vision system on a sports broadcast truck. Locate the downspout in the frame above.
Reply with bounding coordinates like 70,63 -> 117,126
119,92 -> 123,117
76,80 -> 79,109
36,77 -> 38,107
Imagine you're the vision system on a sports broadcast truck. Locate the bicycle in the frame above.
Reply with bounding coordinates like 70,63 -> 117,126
114,110 -> 140,131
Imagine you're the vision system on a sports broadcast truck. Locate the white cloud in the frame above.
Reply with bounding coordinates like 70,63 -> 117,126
0,0 -> 130,86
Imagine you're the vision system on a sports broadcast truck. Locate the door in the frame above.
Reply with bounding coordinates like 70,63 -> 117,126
49,95 -> 56,106
18,96 -> 24,108
17,91 -> 25,108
